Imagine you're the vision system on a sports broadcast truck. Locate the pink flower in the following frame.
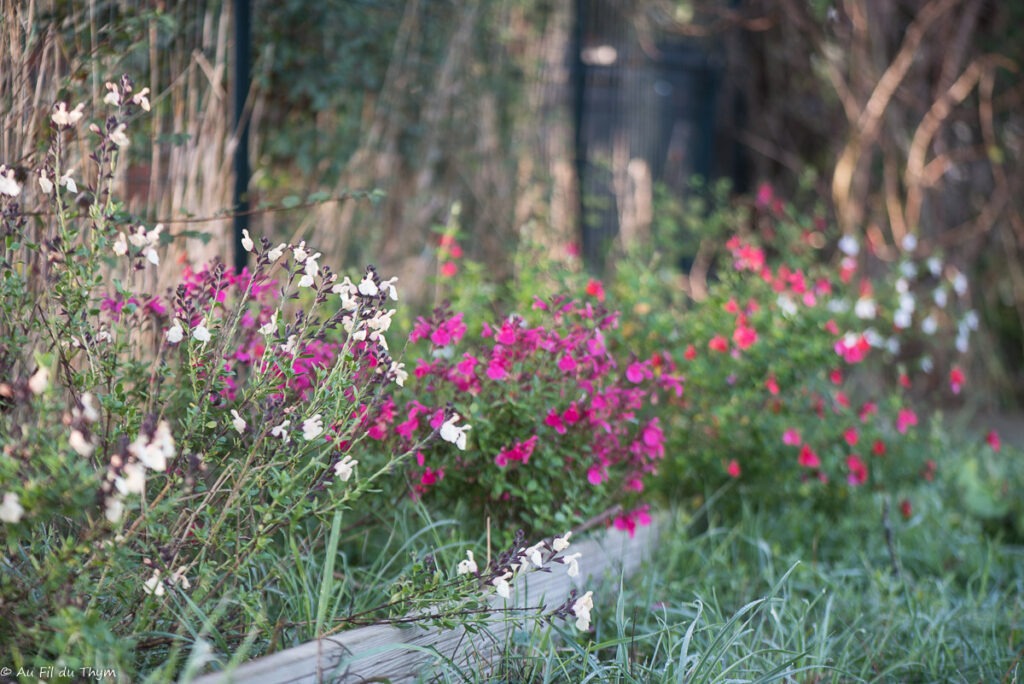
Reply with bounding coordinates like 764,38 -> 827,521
859,402 -> 878,422
783,428 -> 802,446
798,444 -> 820,468
872,439 -> 886,456
732,323 -> 758,350
727,459 -> 741,478
684,345 -> 697,361
545,409 -> 566,434
613,505 -> 652,538
896,408 -> 918,434
843,427 -> 859,446
708,335 -> 729,353
585,279 -> 606,302
986,430 -> 1001,452
558,353 -> 577,373
765,374 -> 779,396
626,362 -> 647,383
846,454 -> 868,486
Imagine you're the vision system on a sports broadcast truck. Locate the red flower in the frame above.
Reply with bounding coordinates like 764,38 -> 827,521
708,335 -> 729,353
843,427 -> 859,446
585,278 -> 606,302
846,454 -> 868,486
765,374 -> 779,396
986,430 -> 1001,452
872,439 -> 886,456
900,499 -> 912,519
684,344 -> 697,361
949,366 -> 965,395
798,444 -> 821,468
440,261 -> 458,277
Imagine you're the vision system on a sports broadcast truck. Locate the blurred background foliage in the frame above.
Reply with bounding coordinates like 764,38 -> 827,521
3,0 -> 1024,405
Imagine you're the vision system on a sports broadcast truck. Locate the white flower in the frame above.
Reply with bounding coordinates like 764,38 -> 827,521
956,331 -> 969,354
894,309 -> 912,330
129,420 -> 175,472
281,335 -> 299,354
302,413 -> 324,441
104,496 -> 125,523
439,414 -> 470,450
267,243 -> 287,262
492,572 -> 513,599
51,101 -> 85,127
103,83 -> 121,106
933,288 -> 948,308
920,355 -> 934,373
333,455 -> 357,482
921,314 -> 938,335
271,420 -> 291,444
854,297 -> 876,320
69,429 -> 94,457
81,393 -> 100,423
776,294 -> 798,317
927,257 -> 943,276
864,328 -> 884,347
38,170 -> 54,194
357,275 -> 378,297
572,591 -> 594,631
457,550 -> 478,575
367,308 -> 395,333
304,256 -> 319,280
293,241 -> 308,263
143,570 -> 166,597
952,271 -> 968,297
192,319 -> 211,343
899,261 -> 918,279
110,123 -> 130,148
898,291 -> 916,314
0,492 -> 25,523
826,298 -> 850,314
380,276 -> 399,301
0,166 -> 21,197
885,337 -> 901,355
838,235 -> 859,257
298,274 -> 315,288
28,366 -> 50,395
390,361 -> 408,387
964,310 -> 980,330
524,542 -> 546,569
241,229 -> 254,253
115,462 -> 147,496
562,552 -> 582,578
169,566 -> 191,590
60,172 -> 77,194
230,410 -> 246,434
132,87 -> 151,112
901,234 -> 918,252
259,311 -> 278,336
166,320 -> 184,344
144,246 -> 159,266
553,531 -> 572,552
895,277 -> 909,294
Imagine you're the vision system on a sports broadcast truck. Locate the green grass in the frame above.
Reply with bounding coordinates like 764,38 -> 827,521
425,488 -> 1024,683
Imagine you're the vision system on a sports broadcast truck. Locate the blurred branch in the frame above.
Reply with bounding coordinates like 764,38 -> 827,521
832,0 -> 961,234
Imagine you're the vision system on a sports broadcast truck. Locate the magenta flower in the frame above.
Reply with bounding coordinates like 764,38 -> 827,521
896,408 -> 918,434
783,428 -> 801,446
846,454 -> 868,486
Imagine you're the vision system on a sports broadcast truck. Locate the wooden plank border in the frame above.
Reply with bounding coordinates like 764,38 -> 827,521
191,518 -> 662,683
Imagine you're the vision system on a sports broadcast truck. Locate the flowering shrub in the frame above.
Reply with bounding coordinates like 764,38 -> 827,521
601,186 -> 984,516
361,296 -> 682,540
0,78 -> 594,676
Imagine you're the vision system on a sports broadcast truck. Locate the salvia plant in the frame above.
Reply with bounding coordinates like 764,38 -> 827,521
0,77 -> 595,677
